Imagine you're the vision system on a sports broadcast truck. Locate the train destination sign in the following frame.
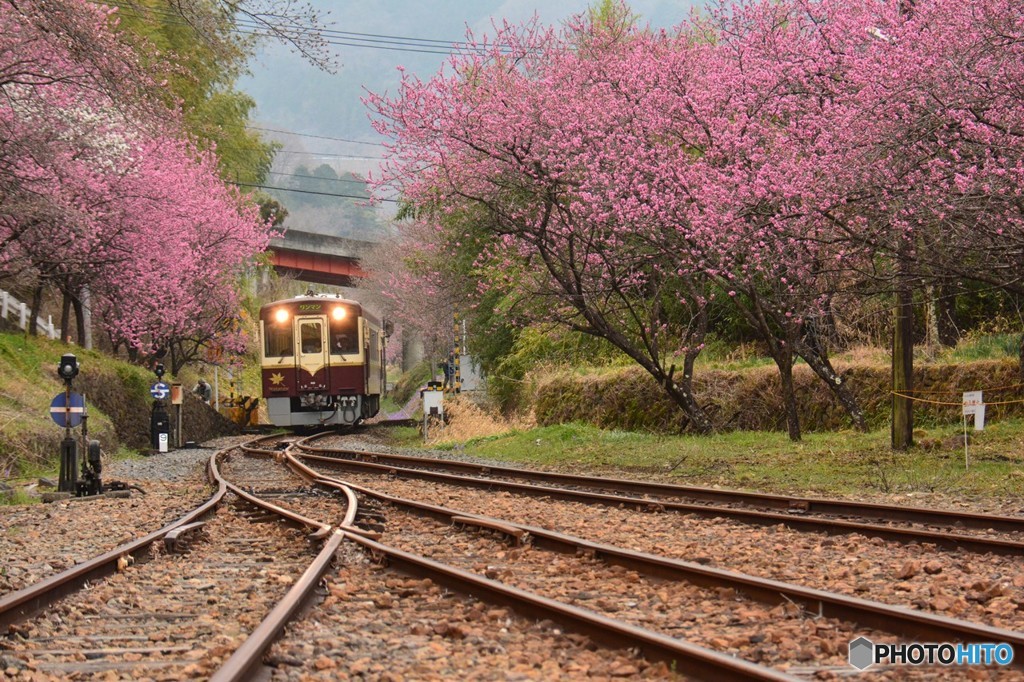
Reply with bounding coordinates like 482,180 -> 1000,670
50,392 -> 85,428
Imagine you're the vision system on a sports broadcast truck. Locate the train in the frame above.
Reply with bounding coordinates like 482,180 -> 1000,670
258,293 -> 387,427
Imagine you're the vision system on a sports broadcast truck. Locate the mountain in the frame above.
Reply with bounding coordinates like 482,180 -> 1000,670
239,0 -> 696,142
237,0 -> 698,227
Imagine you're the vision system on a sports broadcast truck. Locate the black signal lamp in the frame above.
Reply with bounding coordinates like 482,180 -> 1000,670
58,353 -> 79,382
154,363 -> 165,379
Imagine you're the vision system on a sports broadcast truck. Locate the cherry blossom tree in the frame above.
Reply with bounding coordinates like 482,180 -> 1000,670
369,12 -> 716,432
1,0 -> 273,367
86,137 -> 270,366
370,0 -> 1024,441
637,0 -> 886,439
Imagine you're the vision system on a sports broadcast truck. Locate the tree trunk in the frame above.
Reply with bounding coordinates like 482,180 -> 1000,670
794,340 -> 867,432
72,294 -> 86,346
892,283 -> 914,450
170,343 -> 182,375
661,356 -> 714,435
28,283 -> 43,336
775,350 -> 801,441
60,291 -> 72,343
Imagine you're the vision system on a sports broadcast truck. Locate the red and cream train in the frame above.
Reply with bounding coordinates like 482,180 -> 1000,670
258,294 -> 387,427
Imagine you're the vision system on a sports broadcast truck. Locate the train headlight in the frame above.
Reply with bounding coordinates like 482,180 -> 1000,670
331,306 -> 346,320
274,308 -> 289,324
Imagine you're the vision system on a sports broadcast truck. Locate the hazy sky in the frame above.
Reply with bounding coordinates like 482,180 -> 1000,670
238,0 -> 703,174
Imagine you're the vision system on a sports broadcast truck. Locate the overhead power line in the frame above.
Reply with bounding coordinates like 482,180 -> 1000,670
267,170 -> 370,185
109,1 -> 516,56
246,125 -> 387,147
269,149 -> 387,160
232,181 -> 397,203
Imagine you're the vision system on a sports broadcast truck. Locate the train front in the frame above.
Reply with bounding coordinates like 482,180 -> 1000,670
258,295 -> 384,427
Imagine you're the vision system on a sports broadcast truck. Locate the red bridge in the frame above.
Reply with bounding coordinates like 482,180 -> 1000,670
267,229 -> 373,287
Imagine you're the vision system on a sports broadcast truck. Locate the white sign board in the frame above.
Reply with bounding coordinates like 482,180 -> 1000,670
158,432 -> 169,453
422,388 -> 444,417
962,391 -> 985,430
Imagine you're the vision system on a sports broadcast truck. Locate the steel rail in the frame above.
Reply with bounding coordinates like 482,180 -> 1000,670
339,529 -> 799,682
208,445 -> 365,681
212,450 -> 334,541
0,461 -> 226,631
239,433 -> 292,456
235,440 -> 360,528
301,467 -> 1024,665
0,440 -> 356,682
296,451 -> 1024,556
210,532 -> 344,682
282,445 -> 359,527
297,432 -> 1024,534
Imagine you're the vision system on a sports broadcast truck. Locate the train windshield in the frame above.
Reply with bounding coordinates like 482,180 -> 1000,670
264,322 -> 293,357
300,321 -> 323,354
330,311 -> 359,354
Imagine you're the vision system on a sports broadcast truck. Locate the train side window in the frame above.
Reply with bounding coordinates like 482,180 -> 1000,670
300,321 -> 323,354
330,314 -> 359,354
265,323 -> 293,357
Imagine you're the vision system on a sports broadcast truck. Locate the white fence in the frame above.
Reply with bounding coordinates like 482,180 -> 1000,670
0,289 -> 60,339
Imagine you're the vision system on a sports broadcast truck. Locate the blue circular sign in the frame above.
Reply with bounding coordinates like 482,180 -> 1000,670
50,392 -> 85,428
150,382 -> 170,400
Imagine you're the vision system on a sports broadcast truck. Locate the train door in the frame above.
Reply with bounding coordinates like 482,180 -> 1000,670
367,327 -> 383,394
296,317 -> 328,391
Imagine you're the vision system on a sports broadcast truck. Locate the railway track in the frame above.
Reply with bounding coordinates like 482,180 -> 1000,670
280,442 -> 1023,677
0,439 -> 790,680
295,432 -> 1024,556
0,440 -> 344,682
4,433 -> 1021,679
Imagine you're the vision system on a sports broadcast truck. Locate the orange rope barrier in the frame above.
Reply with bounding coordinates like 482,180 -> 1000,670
890,391 -> 1024,407
895,382 -> 1024,395
890,392 -> 963,406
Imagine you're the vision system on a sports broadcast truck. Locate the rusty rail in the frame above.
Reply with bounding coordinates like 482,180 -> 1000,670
0,470 -> 226,631
209,531 -> 344,682
341,530 -> 798,681
295,449 -> 1024,557
300,461 -> 1024,665
297,432 -> 1024,534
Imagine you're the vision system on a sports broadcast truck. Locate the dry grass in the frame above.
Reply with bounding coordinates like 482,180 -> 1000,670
425,396 -> 535,446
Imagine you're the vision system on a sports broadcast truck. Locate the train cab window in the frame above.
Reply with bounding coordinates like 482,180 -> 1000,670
330,312 -> 359,355
300,321 -> 323,354
265,323 -> 293,357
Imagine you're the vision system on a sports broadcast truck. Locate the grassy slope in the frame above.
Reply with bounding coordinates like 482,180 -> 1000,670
6,327 -> 1023,502
0,332 -> 151,480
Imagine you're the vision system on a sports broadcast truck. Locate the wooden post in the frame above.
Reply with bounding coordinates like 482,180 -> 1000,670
891,283 -> 914,450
